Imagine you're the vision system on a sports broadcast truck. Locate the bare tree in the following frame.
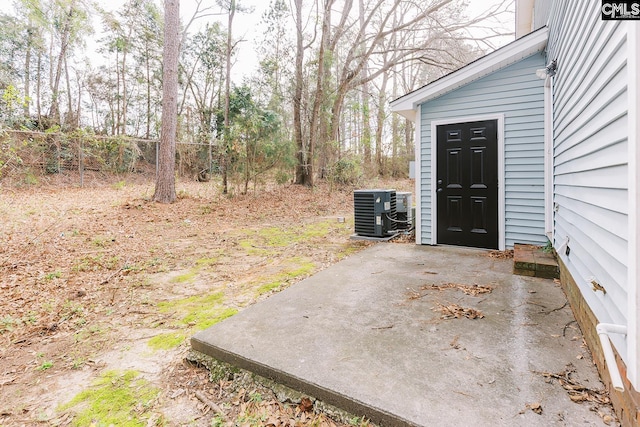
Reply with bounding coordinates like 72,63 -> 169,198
293,0 -> 510,184
222,0 -> 236,194
154,0 -> 179,203
47,0 -> 92,128
217,0 -> 252,193
292,0 -> 307,185
359,0 -> 372,168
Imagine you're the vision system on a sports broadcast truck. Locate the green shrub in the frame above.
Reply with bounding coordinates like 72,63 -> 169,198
327,156 -> 363,185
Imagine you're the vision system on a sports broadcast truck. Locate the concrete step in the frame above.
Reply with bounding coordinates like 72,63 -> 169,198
513,243 -> 559,279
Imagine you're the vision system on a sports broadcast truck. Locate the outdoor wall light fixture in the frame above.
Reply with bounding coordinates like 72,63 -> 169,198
536,59 -> 558,79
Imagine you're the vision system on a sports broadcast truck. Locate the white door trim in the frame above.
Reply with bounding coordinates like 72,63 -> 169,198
430,114 -> 506,251
414,105 -> 422,245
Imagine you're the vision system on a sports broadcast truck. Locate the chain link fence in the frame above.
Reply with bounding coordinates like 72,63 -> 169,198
0,129 -> 221,186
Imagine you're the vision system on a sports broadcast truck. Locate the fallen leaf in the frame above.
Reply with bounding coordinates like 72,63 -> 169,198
450,335 -> 460,349
569,393 -> 587,402
299,397 -> 313,412
433,302 -> 484,319
527,402 -> 543,414
487,249 -> 514,259
421,283 -> 493,296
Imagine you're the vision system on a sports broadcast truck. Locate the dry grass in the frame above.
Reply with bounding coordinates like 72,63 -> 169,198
0,173 -> 409,426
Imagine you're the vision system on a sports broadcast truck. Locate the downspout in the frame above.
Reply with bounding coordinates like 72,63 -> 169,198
543,74 -> 553,240
596,323 -> 627,392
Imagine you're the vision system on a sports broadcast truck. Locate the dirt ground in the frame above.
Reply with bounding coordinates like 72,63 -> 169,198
0,173 -> 413,426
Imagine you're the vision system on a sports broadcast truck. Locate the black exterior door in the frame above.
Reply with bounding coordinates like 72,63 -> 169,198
436,120 -> 498,249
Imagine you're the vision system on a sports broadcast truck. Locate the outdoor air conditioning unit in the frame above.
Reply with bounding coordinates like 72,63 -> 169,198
395,192 -> 413,231
353,189 -> 397,238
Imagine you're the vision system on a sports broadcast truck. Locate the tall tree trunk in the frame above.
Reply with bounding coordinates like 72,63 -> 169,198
222,0 -> 236,194
404,118 -> 413,159
293,0 -> 306,185
305,0 -> 335,186
36,52 -> 41,124
361,81 -> 371,168
375,71 -> 388,176
359,0 -> 371,168
75,70 -> 82,129
327,88 -> 347,158
145,42 -> 151,139
121,28 -> 132,136
64,54 -> 73,128
390,10 -> 400,176
115,49 -> 121,135
50,3 -> 74,125
153,0 -> 179,203
391,66 -> 401,176
306,32 -> 326,186
24,25 -> 33,118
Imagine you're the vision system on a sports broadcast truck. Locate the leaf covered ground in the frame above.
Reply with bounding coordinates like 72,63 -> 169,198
0,174 -> 412,426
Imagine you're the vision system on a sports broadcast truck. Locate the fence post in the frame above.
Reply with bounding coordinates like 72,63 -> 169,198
56,136 -> 61,175
208,132 -> 214,176
78,136 -> 84,187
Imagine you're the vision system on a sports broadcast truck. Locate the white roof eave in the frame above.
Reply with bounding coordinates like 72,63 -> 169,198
390,27 -> 549,122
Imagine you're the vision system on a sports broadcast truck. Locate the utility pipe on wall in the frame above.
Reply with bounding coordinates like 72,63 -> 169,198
596,323 -> 628,392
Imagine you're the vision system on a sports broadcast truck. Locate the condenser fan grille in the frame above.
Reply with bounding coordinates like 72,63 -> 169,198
353,190 -> 397,237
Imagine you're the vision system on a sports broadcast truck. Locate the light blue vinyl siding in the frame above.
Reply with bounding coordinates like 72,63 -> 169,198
419,53 -> 546,248
547,0 -> 628,355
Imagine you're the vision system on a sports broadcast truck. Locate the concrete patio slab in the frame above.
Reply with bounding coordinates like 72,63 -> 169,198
191,244 -> 611,426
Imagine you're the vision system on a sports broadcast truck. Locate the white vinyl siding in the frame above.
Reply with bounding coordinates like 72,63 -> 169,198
547,0 -> 629,356
533,0 -> 553,30
419,53 -> 546,248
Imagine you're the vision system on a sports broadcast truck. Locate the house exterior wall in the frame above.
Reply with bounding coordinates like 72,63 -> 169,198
419,53 -> 546,248
532,0 -> 552,31
546,0 -> 629,354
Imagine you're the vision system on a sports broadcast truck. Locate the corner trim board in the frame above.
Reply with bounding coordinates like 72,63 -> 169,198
415,104 -> 422,245
627,20 -> 640,390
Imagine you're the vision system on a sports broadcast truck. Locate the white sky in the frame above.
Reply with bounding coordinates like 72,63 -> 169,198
92,0 -> 514,83
93,0 -> 269,82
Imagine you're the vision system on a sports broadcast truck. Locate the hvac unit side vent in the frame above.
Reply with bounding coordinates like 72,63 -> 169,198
354,189 -> 397,237
395,192 -> 413,231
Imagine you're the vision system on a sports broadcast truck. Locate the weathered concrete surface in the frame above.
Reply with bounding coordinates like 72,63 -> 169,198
191,244 -> 611,426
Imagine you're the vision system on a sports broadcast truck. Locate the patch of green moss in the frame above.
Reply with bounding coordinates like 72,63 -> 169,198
300,221 -> 335,240
151,293 -> 237,350
195,255 -> 220,267
256,258 -> 315,296
171,270 -> 197,283
59,370 -> 158,427
170,254 -> 221,283
182,307 -> 238,330
147,332 -> 186,350
239,220 -> 340,255
157,292 -> 225,317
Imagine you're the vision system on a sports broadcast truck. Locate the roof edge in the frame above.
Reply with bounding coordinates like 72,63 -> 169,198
390,26 -> 549,121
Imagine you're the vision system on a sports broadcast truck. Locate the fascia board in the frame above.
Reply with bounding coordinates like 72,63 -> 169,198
390,27 -> 549,121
